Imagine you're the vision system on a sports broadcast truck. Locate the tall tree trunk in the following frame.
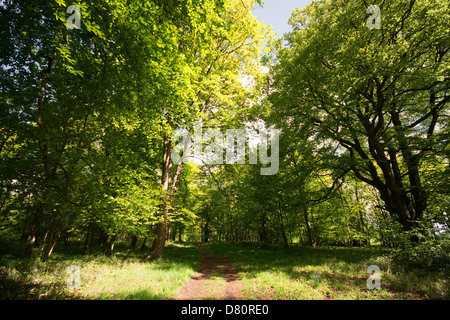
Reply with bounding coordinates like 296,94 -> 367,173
149,134 -> 173,258
171,226 -> 176,242
105,235 -> 116,256
83,220 -> 95,254
303,205 -> 315,247
278,206 -> 289,249
391,111 -> 428,236
140,237 -> 147,249
130,235 -> 138,249
42,209 -> 62,261
166,224 -> 171,244
24,204 -> 45,257
351,108 -> 427,238
203,220 -> 210,243
259,212 -> 269,243
150,217 -> 168,258
178,226 -> 183,242
26,45 -> 61,258
149,124 -> 186,258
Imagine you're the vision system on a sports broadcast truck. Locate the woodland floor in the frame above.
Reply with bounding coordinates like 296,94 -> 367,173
0,241 -> 448,300
176,244 -> 243,300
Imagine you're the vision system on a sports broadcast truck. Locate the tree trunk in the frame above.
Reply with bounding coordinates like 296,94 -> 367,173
259,214 -> 269,243
24,204 -> 45,257
26,46 -> 60,258
130,235 -> 138,249
97,228 -> 108,247
278,207 -> 289,249
166,225 -> 171,244
178,225 -> 183,242
150,219 -> 168,258
150,136 -> 172,258
303,206 -> 316,247
83,221 -> 95,254
105,235 -> 116,256
42,209 -> 62,261
140,237 -> 147,249
203,220 -> 210,243
150,131 -> 185,258
149,134 -> 172,258
350,110 -> 428,240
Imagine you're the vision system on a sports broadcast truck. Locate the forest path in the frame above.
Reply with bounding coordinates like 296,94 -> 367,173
176,244 -> 243,300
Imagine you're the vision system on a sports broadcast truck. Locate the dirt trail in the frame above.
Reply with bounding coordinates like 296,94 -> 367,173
176,244 -> 243,300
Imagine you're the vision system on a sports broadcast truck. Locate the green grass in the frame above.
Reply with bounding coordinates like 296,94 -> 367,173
0,242 -> 199,300
209,243 -> 449,300
1,241 -> 448,300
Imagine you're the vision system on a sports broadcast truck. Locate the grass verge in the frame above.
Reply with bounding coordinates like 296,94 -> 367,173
209,243 -> 449,300
0,242 -> 198,300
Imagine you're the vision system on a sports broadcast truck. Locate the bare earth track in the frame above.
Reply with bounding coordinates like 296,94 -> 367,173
176,244 -> 243,300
